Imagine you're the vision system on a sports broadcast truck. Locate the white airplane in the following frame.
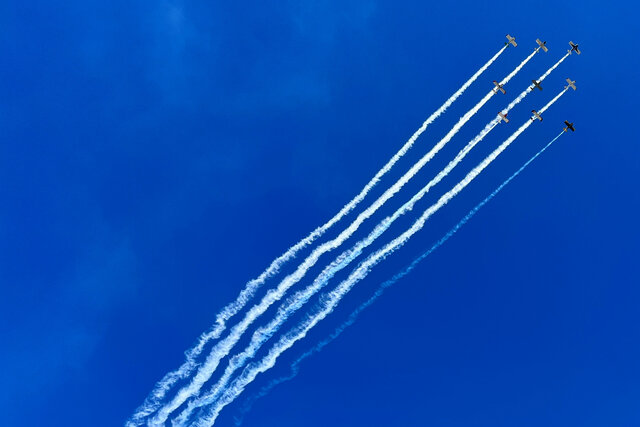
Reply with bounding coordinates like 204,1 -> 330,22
568,41 -> 581,55
498,112 -> 509,123
536,39 -> 548,52
532,79 -> 543,91
565,78 -> 577,90
493,80 -> 506,94
531,109 -> 543,121
505,34 -> 517,47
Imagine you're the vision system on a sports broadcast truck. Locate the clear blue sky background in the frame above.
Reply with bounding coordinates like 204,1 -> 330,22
1,1 -> 639,426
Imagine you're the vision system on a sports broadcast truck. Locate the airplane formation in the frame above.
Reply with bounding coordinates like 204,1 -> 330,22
129,34 -> 582,426
498,35 -> 579,130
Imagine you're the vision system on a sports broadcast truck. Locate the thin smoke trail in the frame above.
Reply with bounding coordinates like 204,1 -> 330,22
233,130 -> 566,426
127,45 -> 507,426
171,219 -> 392,426
149,47 -> 533,426
171,49 -> 540,423
193,88 -> 569,426
177,49 -> 565,422
174,53 -> 562,423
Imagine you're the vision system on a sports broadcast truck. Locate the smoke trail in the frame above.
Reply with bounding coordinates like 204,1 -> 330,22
498,48 -> 538,86
500,51 -> 570,116
178,49 -> 567,422
147,47 -> 534,426
127,45 -> 507,426
233,130 -> 566,426
172,219 -> 391,425
192,88 -> 569,426
173,55 -> 562,423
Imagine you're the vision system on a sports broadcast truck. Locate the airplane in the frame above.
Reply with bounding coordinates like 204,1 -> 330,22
505,34 -> 517,47
568,41 -> 581,55
531,109 -> 543,121
563,121 -> 575,132
536,39 -> 548,52
532,79 -> 543,91
493,80 -> 506,94
565,78 -> 577,90
498,112 -> 509,123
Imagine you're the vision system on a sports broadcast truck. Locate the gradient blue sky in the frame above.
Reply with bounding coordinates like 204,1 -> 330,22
1,1 -> 639,426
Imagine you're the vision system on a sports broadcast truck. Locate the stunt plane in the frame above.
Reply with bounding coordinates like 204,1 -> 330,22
565,78 -> 577,90
568,41 -> 581,54
498,112 -> 509,123
505,34 -> 517,47
536,39 -> 548,52
563,121 -> 575,132
531,110 -> 543,121
532,79 -> 543,91
493,80 -> 506,94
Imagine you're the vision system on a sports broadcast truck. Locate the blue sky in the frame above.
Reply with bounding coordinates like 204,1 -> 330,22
1,1 -> 639,426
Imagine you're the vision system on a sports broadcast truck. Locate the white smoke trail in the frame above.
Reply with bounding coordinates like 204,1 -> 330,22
175,49 -> 566,423
127,45 -> 507,426
173,52 -> 559,423
504,51 -> 570,113
147,46 -> 534,426
192,88 -> 570,426
499,48 -> 538,86
232,130 -> 567,426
